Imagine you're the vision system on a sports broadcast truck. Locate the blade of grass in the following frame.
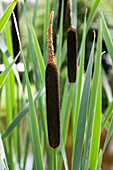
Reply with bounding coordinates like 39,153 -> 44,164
60,136 -> 69,170
72,0 -> 77,28
56,0 -> 64,73
29,21 -> 45,84
0,0 -> 17,33
72,33 -> 95,170
58,86 -> 72,170
3,53 -> 14,170
73,10 -> 87,150
22,133 -> 30,170
97,115 -> 113,170
101,12 -> 113,63
82,17 -> 102,169
52,0 -> 59,25
102,66 -> 112,103
43,0 -> 50,64
32,0 -> 38,27
2,88 -> 45,139
61,40 -> 67,66
61,78 -> 70,129
0,51 -> 21,88
86,0 -> 101,33
89,70 -> 101,170
78,0 -> 101,62
0,36 -> 25,101
101,101 -> 113,130
97,149 -> 102,169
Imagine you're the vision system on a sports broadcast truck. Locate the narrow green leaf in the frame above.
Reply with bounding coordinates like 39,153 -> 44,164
23,133 -> 30,170
73,10 -> 86,147
0,36 -> 25,101
101,101 -> 113,130
72,34 -> 95,170
101,12 -> 113,63
61,40 -> 67,66
0,51 -> 21,88
86,0 -> 101,33
58,83 -> 72,170
62,87 -> 72,144
2,88 -> 45,139
102,67 -> 112,102
43,0 -> 50,64
3,53 -> 14,170
97,149 -> 102,169
56,0 -> 64,73
61,78 -> 70,130
89,70 -> 101,170
60,136 -> 69,170
82,17 -> 102,169
0,0 -> 17,33
52,0 -> 59,25
97,116 -> 113,170
32,0 -> 38,27
29,22 -> 45,84
72,0 -> 77,28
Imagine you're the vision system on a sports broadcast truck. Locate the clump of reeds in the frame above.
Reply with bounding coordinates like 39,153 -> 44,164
46,11 -> 60,149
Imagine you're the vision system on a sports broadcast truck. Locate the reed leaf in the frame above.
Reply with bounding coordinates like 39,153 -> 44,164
97,116 -> 113,169
101,12 -> 113,63
101,101 -> 113,130
102,67 -> 112,102
73,10 -> 86,148
2,88 -> 45,139
29,22 -> 45,84
0,0 -> 17,33
89,69 -> 101,169
86,0 -> 101,33
56,0 -> 64,73
72,33 -> 95,170
0,51 -> 20,88
82,17 -> 102,169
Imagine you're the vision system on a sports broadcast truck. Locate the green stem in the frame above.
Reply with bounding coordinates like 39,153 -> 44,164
71,83 -> 74,154
53,149 -> 57,170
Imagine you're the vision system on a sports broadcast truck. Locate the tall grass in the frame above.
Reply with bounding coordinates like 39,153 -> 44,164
0,0 -> 113,170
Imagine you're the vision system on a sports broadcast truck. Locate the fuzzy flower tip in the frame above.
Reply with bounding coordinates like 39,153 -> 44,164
47,11 -> 54,64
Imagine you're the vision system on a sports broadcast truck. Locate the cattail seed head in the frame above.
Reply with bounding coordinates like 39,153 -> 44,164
46,11 -> 60,149
67,27 -> 77,83
46,62 -> 60,148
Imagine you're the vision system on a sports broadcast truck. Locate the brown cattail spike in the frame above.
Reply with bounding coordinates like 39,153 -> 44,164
67,27 -> 77,83
46,63 -> 60,148
46,11 -> 60,148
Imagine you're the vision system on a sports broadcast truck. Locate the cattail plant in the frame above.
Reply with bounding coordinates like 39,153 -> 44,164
46,11 -> 60,149
67,0 -> 78,154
